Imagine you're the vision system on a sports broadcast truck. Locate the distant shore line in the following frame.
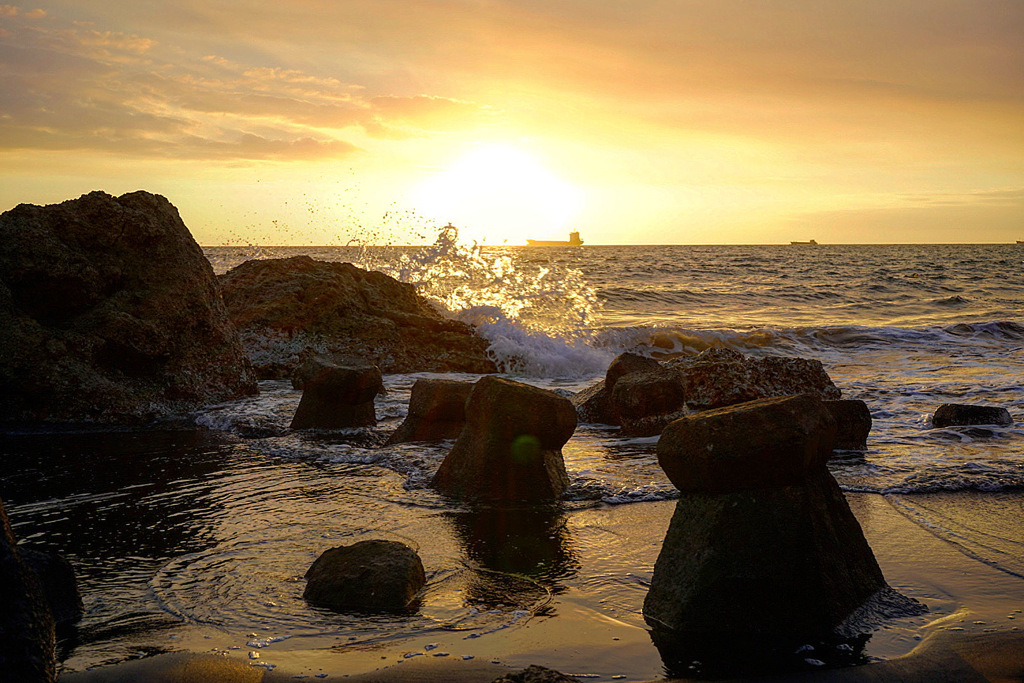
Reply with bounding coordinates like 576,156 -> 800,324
201,242 -> 1024,248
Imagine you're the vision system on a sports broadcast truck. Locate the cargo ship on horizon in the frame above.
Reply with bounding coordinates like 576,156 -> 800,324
526,231 -> 584,246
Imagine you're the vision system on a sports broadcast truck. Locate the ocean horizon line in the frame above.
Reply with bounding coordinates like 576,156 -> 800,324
201,241 -> 1024,248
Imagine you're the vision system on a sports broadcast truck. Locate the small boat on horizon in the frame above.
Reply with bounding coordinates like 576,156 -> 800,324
790,239 -> 818,245
526,231 -> 584,247
1016,240 -> 1024,244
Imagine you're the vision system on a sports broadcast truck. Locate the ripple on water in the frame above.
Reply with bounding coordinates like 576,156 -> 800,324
150,533 -> 553,650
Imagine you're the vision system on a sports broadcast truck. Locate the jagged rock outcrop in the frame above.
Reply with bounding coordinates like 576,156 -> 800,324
573,348 -> 841,436
217,256 -> 496,378
665,348 -> 841,410
290,358 -> 382,430
932,403 -> 1013,428
1,496 -> 56,682
826,399 -> 873,450
0,191 -> 257,424
644,395 -> 916,653
432,376 -> 577,501
385,378 -> 473,444
303,539 -> 425,611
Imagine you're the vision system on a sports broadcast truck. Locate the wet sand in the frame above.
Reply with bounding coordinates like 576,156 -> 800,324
59,492 -> 1024,682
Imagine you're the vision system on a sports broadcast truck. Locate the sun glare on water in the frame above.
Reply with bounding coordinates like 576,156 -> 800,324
411,145 -> 583,245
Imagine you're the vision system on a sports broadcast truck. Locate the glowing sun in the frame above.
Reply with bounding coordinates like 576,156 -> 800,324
411,145 -> 583,245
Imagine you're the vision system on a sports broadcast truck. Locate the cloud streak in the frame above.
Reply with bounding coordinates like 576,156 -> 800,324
1,0 -> 1021,242
0,5 -> 491,160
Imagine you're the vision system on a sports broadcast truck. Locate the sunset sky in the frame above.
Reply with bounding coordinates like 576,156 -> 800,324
1,1 -> 1022,245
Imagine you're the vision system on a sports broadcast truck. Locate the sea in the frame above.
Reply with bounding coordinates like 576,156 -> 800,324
2,239 -> 1023,678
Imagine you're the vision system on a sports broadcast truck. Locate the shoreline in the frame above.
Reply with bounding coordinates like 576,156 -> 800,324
57,629 -> 1024,682
57,491 -> 1024,682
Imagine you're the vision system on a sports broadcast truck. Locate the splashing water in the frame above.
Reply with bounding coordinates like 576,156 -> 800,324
207,217 -> 611,378
373,225 -> 611,378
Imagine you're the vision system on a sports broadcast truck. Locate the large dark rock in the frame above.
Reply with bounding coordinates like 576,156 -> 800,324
656,394 -> 837,493
217,255 -> 496,378
290,359 -> 382,430
385,378 -> 473,444
303,539 -> 425,611
0,191 -> 257,424
644,394 -> 905,647
932,403 -> 1013,428
1,496 -> 56,682
827,399 -> 873,451
665,347 -> 841,410
432,376 -> 577,501
572,348 -> 841,436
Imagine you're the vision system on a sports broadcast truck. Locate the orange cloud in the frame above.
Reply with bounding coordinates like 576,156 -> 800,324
0,8 -> 479,160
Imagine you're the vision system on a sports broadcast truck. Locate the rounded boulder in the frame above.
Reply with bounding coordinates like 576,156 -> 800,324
932,403 -> 1013,428
303,539 -> 425,611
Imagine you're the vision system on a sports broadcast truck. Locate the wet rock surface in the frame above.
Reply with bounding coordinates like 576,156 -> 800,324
932,403 -> 1013,428
290,358 -> 382,430
217,255 -> 496,378
611,365 -> 688,437
432,376 -> 577,501
303,539 -> 426,611
570,352 -> 660,425
827,399 -> 873,450
385,378 -> 473,444
0,191 -> 258,424
644,395 -> 908,653
655,394 -> 838,493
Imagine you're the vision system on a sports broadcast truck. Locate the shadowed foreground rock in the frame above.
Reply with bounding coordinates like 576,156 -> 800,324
218,255 -> 496,378
432,376 -> 577,501
827,399 -> 873,450
303,540 -> 425,611
644,394 -> 919,667
290,359 -> 382,430
385,378 -> 473,444
0,191 -> 257,424
932,403 -> 1013,428
1,496 -> 56,683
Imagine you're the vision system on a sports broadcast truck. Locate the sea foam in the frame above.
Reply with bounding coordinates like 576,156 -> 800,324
368,226 -> 610,378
